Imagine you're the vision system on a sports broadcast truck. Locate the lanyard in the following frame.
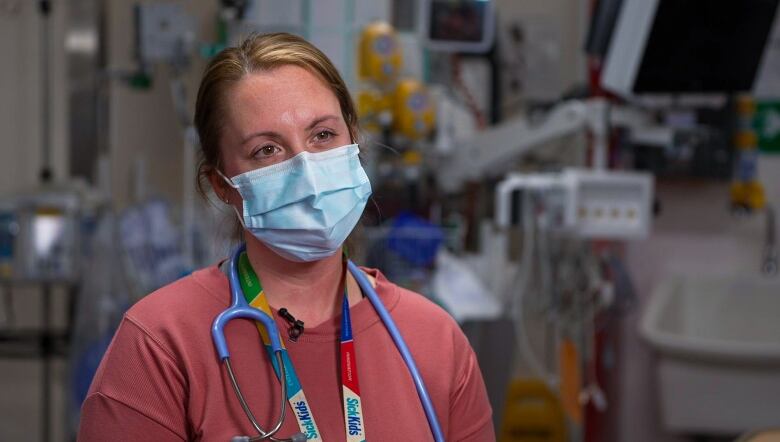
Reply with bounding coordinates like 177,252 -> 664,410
340,278 -> 365,442
236,252 -> 366,441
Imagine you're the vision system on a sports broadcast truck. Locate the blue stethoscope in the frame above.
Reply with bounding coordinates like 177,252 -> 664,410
211,243 -> 445,442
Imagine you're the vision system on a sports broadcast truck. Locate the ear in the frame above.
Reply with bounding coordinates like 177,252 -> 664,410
207,168 -> 232,203
350,124 -> 360,145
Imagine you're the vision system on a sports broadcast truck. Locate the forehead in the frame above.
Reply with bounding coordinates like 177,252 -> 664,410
225,65 -> 342,126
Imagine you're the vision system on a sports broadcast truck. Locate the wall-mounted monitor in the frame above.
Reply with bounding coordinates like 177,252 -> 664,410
420,0 -> 496,53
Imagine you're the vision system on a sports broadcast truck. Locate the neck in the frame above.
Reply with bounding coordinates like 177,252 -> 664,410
244,234 -> 358,328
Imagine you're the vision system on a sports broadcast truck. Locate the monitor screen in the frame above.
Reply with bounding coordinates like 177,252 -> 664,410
429,1 -> 487,43
601,0 -> 780,95
635,0 -> 779,92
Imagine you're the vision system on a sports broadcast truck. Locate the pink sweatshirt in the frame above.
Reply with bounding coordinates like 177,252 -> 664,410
77,265 -> 494,441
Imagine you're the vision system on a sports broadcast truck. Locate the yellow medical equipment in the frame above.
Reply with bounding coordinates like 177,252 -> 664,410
559,338 -> 583,425
731,95 -> 766,211
393,79 -> 436,141
356,89 -> 393,133
500,378 -> 567,442
358,21 -> 402,86
356,22 -> 436,141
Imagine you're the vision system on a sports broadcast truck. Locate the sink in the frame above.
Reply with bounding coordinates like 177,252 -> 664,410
640,274 -> 780,435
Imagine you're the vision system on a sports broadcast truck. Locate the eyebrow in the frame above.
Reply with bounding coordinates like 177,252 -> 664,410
306,114 -> 340,131
240,114 -> 341,145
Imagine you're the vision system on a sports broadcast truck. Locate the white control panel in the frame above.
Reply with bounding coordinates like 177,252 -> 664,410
496,168 -> 654,240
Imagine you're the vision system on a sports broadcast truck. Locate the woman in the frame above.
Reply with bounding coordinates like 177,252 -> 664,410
78,33 -> 494,441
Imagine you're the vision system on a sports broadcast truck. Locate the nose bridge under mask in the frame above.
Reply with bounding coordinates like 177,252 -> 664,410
229,146 -> 360,201
215,150 -> 317,204
214,143 -> 371,262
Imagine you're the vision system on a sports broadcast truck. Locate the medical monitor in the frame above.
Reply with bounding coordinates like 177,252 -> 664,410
420,0 -> 495,53
601,0 -> 780,96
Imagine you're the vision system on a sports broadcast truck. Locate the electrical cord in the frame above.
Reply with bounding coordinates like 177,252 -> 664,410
509,189 -> 557,387
450,54 -> 487,129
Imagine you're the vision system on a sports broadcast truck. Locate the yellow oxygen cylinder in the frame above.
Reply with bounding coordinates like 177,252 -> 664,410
358,21 -> 402,86
392,78 -> 436,140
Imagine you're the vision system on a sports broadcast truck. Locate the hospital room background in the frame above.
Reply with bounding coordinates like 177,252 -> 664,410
1,0 -> 779,441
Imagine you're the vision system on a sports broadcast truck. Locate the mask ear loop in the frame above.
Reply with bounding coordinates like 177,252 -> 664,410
215,169 -> 239,190
215,169 -> 248,230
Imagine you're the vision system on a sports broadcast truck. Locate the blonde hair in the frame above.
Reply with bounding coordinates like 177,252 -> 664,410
194,32 -> 359,195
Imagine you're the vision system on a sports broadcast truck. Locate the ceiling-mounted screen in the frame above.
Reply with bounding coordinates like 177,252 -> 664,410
601,0 -> 780,96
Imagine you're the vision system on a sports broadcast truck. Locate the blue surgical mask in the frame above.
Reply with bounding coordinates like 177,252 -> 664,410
219,144 -> 372,262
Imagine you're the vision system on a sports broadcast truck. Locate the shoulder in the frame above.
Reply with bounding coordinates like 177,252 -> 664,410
368,270 -> 494,437
366,268 -> 459,326
119,265 -> 228,360
80,269 -> 225,442
131,264 -> 226,308
369,269 -> 473,361
394,284 -> 462,333
127,265 -> 227,326
88,264 -> 228,393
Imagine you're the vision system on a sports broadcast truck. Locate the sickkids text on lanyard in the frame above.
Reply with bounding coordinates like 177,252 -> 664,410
236,252 -> 364,442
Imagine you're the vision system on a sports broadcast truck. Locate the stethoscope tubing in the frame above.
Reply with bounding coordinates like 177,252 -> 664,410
347,260 -> 445,442
214,243 -> 301,441
213,243 -> 284,357
212,243 -> 445,442
225,353 -> 289,441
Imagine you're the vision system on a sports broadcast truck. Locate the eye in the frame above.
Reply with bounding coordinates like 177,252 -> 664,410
314,130 -> 335,143
254,144 -> 280,158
